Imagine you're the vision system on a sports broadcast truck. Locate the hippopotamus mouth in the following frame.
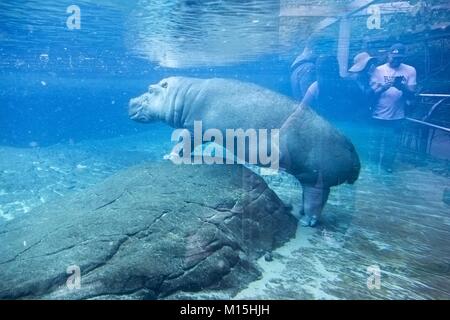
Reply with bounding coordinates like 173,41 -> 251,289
128,107 -> 143,121
128,97 -> 148,122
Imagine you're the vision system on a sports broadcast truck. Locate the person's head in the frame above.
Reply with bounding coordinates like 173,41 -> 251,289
314,55 -> 345,113
316,55 -> 340,85
315,55 -> 343,106
387,43 -> 406,68
293,35 -> 336,64
348,52 -> 377,76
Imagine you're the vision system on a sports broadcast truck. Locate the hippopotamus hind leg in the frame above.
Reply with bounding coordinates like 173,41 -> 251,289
299,184 -> 330,227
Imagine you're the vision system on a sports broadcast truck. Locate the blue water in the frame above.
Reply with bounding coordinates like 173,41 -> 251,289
1,0 -> 449,300
0,0 -> 293,146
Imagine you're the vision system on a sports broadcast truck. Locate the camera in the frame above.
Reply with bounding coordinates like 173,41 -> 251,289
393,76 -> 405,87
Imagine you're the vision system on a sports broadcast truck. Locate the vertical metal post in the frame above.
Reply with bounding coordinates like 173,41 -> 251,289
338,17 -> 351,77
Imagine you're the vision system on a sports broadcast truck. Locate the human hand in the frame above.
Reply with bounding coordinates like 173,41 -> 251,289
393,76 -> 406,90
382,81 -> 394,91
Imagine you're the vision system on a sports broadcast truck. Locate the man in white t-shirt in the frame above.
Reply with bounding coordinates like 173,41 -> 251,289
370,43 -> 417,172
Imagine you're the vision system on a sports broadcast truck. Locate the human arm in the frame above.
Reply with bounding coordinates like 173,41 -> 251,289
301,81 -> 318,107
370,68 -> 393,95
299,64 -> 316,98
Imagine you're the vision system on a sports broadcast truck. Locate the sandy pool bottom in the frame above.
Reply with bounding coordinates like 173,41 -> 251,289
1,132 -> 449,299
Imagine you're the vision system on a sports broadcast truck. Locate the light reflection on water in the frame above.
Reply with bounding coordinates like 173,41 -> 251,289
0,0 -> 327,71
126,0 -> 282,67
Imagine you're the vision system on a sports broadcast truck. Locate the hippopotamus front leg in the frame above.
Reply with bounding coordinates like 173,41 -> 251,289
299,184 -> 330,227
164,137 -> 195,160
163,144 -> 188,161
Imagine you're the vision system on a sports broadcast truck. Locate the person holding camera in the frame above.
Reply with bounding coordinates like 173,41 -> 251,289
370,43 -> 417,173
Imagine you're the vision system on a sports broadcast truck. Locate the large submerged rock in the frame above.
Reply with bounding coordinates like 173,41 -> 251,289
0,162 -> 296,299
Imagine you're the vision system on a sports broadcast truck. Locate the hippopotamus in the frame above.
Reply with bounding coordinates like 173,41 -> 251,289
128,76 -> 360,227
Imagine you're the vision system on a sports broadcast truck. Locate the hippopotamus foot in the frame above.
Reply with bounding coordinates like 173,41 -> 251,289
163,152 -> 179,161
163,144 -> 187,162
299,184 -> 330,227
165,136 -> 204,162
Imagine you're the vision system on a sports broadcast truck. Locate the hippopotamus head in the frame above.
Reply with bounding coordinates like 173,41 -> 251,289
128,78 -> 174,122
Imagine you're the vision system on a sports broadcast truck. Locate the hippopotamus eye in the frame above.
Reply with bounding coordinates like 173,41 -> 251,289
161,81 -> 168,88
148,84 -> 159,94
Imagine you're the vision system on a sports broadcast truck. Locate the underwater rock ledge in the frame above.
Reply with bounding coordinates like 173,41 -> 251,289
0,162 -> 296,299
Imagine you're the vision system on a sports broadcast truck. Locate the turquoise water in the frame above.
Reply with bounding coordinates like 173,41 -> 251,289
0,0 -> 291,146
0,1 -> 449,299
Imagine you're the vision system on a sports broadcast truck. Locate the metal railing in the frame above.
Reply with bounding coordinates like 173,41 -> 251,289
406,117 -> 450,133
403,93 -> 450,157
405,93 -> 450,129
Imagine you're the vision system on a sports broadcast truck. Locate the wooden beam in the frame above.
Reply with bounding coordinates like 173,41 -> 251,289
280,0 -> 379,18
312,0 -> 380,32
351,1 -> 419,17
279,1 -> 423,18
345,0 -> 382,17
280,5 -> 343,17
